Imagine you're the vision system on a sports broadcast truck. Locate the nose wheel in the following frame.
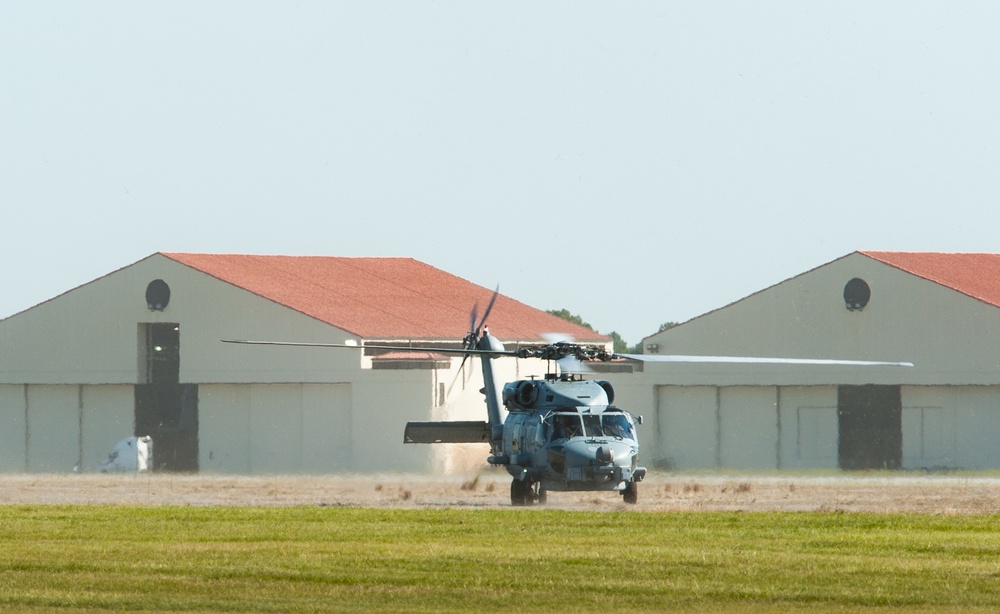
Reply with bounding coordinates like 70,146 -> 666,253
622,480 -> 638,504
510,479 -> 546,506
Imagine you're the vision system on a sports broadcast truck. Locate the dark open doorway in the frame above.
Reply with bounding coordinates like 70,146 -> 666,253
838,385 -> 902,470
136,323 -> 199,472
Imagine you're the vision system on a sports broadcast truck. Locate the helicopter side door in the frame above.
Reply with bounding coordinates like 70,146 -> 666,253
504,413 -> 538,466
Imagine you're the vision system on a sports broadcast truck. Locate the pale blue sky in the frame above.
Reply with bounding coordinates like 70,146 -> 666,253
2,2 -> 998,343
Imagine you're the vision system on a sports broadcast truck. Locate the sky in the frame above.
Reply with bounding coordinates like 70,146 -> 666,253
2,2 -> 999,344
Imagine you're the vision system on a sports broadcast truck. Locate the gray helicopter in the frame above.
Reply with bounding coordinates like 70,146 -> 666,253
226,291 -> 912,506
401,326 -> 648,506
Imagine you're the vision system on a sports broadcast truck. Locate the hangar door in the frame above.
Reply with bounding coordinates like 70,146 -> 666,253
658,385 -> 841,471
838,385 -> 902,470
198,384 -> 352,474
136,323 -> 198,472
777,386 -> 838,470
655,386 -> 779,471
657,385 -> 904,471
656,386 -> 718,470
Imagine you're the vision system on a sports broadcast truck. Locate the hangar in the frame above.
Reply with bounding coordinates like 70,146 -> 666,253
609,251 -> 1000,472
0,252 -> 605,474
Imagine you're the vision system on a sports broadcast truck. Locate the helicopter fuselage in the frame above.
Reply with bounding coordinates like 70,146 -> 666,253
400,332 -> 647,505
491,374 -> 646,502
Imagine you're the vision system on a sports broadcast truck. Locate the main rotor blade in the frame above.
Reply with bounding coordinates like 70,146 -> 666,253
615,353 -> 914,367
222,339 -> 517,357
223,340 -> 913,368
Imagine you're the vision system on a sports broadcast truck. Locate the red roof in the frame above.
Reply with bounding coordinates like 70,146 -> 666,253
861,251 -> 1000,308
162,253 -> 607,342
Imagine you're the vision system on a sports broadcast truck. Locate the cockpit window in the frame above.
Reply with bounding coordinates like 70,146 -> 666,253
603,414 -> 634,440
551,414 -> 583,440
583,415 -> 603,437
549,412 -> 634,441
584,414 -> 635,439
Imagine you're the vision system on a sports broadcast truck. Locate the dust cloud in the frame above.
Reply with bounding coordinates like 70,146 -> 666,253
2,471 -> 999,514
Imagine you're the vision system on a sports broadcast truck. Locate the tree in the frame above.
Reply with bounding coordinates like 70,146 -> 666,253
607,331 -> 627,353
547,309 -> 679,355
548,309 -> 630,352
545,309 -> 594,331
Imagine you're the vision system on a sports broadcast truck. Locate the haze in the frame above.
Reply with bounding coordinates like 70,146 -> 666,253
2,2 -> 997,343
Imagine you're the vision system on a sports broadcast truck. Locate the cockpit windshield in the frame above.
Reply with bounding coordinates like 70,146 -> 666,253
548,412 -> 635,441
600,413 -> 635,439
551,414 -> 584,440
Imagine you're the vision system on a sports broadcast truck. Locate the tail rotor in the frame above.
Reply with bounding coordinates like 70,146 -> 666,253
461,285 -> 499,359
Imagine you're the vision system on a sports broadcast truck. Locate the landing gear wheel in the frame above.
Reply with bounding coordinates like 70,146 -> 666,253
510,479 -> 529,506
623,480 -> 638,505
536,486 -> 547,505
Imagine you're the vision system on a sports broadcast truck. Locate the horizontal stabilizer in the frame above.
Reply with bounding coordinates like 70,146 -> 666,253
404,421 -> 490,444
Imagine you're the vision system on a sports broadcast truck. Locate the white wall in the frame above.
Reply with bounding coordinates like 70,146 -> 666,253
0,384 -> 133,473
80,385 -> 133,471
952,387 -> 1000,469
719,387 -> 778,470
902,386 -> 957,470
198,384 -> 251,472
0,385 -> 26,471
655,386 -> 781,471
901,385 -> 1000,471
777,386 -> 838,470
352,367 -> 465,473
301,384 -> 351,472
642,382 -> 1000,472
656,386 -> 718,469
199,383 -> 353,473
196,363 -> 498,475
654,384 -> 842,471
25,385 -> 78,472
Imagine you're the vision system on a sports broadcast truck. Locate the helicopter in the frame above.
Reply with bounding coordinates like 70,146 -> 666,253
403,326 -> 647,506
225,289 -> 913,506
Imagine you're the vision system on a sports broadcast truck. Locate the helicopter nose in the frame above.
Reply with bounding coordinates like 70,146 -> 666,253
563,441 -> 630,468
561,440 -> 637,484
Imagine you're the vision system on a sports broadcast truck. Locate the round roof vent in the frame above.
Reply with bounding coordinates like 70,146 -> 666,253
843,278 -> 870,311
146,279 -> 171,311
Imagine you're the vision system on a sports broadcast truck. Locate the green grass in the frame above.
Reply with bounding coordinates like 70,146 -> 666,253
1,506 -> 999,612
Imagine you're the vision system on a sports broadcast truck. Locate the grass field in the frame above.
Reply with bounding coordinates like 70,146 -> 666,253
1,505 -> 999,612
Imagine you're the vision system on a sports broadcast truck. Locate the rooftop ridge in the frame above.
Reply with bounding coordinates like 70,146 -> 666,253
160,252 -> 609,342
860,251 -> 1000,309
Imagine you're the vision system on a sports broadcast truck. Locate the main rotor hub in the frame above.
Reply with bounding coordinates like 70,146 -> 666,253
516,343 -> 613,362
